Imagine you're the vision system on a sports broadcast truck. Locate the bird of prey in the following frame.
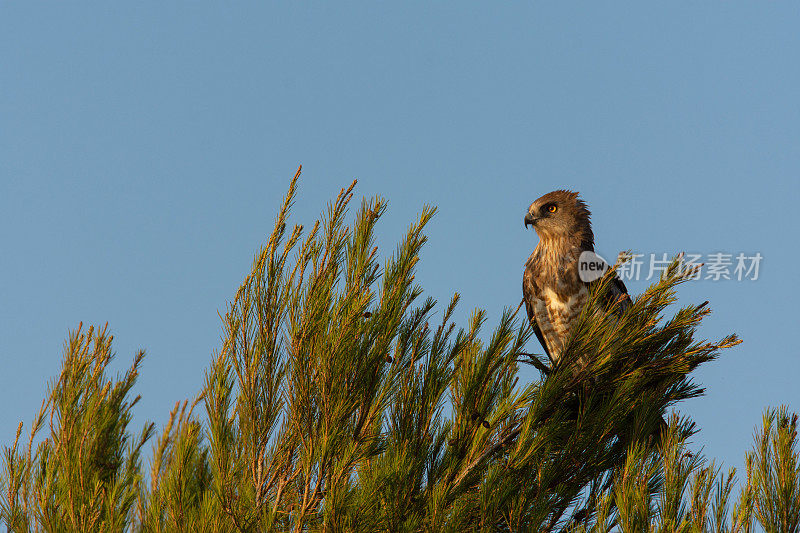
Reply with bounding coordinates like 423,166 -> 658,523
522,190 -> 630,365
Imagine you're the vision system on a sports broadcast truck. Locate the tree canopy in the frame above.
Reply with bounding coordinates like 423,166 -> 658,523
2,168 -> 796,532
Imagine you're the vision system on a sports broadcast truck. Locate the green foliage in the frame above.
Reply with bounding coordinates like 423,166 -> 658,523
136,397 -> 215,531
1,324 -> 153,532
1,168 -> 795,532
746,407 -> 800,533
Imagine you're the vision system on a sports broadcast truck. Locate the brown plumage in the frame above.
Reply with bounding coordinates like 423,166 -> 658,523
522,190 -> 629,364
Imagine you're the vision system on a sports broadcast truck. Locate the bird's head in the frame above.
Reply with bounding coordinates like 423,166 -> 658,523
524,190 -> 593,245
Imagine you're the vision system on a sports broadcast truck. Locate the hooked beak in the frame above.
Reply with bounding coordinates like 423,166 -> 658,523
524,212 -> 538,229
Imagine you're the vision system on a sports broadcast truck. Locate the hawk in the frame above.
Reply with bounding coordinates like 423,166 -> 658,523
522,190 -> 629,365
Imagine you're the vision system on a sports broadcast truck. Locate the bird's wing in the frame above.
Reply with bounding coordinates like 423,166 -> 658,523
590,273 -> 631,316
523,268 -> 552,361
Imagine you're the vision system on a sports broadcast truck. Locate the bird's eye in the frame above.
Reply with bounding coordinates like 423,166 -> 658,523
548,205 -> 558,213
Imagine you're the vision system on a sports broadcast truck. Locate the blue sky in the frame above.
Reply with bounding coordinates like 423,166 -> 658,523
2,3 -> 798,481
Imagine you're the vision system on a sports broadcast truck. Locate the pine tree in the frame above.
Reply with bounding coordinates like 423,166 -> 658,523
2,168 -> 795,532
